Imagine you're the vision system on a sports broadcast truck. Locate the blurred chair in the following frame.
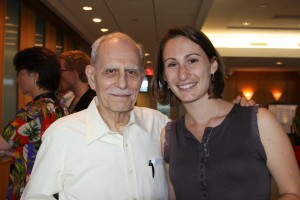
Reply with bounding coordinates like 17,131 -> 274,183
0,157 -> 10,200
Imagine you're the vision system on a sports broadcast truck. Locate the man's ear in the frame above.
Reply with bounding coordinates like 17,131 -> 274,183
86,65 -> 96,90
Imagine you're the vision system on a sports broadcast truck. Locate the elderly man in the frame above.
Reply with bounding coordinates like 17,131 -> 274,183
21,33 -> 169,200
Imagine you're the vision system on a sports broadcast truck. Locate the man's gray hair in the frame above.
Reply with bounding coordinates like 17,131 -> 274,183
90,32 -> 145,68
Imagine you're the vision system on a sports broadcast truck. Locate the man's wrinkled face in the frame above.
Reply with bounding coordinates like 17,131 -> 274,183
86,38 -> 144,114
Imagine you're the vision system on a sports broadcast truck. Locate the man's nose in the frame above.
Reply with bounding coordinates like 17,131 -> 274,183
116,73 -> 127,88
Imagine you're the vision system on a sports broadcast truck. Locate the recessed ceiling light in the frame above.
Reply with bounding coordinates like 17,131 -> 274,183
242,22 -> 251,26
146,61 -> 152,64
100,28 -> 109,32
258,4 -> 267,8
276,61 -> 283,65
93,18 -> 102,23
145,53 -> 150,56
83,6 -> 92,11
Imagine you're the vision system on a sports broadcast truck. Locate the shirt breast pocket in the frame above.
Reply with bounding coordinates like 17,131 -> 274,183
148,157 -> 167,199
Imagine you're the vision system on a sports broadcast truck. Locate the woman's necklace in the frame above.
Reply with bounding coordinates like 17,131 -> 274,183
202,127 -> 213,163
190,101 -> 221,142
190,101 -> 221,162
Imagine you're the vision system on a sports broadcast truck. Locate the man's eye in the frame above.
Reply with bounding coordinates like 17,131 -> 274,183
106,69 -> 116,74
127,69 -> 138,75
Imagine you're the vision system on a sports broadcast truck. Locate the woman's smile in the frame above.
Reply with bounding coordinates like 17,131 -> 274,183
177,82 -> 197,90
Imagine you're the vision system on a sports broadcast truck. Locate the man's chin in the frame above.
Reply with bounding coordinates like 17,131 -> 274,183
110,104 -> 135,113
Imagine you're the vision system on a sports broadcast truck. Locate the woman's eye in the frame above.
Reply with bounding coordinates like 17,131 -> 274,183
167,63 -> 177,68
188,58 -> 198,64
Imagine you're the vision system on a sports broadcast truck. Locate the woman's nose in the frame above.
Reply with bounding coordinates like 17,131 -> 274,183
178,65 -> 190,80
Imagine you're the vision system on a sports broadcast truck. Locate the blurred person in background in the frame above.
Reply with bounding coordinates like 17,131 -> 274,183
59,50 -> 96,113
292,105 -> 300,140
0,47 -> 65,200
292,105 -> 300,168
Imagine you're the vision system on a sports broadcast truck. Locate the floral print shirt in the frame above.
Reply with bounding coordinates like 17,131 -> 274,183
2,92 -> 65,200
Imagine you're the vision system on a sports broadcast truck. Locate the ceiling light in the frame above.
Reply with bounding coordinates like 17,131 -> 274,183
145,53 -> 150,56
146,61 -> 152,64
207,34 -> 300,49
83,6 -> 92,11
93,18 -> 102,23
276,61 -> 283,65
250,42 -> 267,46
242,22 -> 251,26
258,4 -> 267,8
100,28 -> 109,32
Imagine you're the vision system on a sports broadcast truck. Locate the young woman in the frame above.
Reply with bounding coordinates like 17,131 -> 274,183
151,26 -> 300,200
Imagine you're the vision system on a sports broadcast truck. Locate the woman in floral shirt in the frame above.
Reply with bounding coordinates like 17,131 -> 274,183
0,47 -> 65,200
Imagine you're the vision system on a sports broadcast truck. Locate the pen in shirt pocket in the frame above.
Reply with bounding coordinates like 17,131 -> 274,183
148,157 -> 164,178
148,160 -> 155,178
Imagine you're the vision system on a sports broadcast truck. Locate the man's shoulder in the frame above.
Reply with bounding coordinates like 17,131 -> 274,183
42,110 -> 90,145
46,110 -> 88,134
133,106 -> 170,124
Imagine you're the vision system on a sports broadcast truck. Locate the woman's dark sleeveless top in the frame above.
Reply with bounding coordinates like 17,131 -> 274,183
164,104 -> 270,200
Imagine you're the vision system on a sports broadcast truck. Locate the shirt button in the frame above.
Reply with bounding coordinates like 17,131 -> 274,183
200,174 -> 204,179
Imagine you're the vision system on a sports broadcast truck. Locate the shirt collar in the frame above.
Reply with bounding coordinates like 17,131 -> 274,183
85,97 -> 148,145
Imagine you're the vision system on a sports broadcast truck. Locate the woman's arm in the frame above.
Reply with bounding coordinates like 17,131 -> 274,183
161,128 -> 176,200
0,136 -> 10,150
0,136 -> 13,157
258,108 -> 300,199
